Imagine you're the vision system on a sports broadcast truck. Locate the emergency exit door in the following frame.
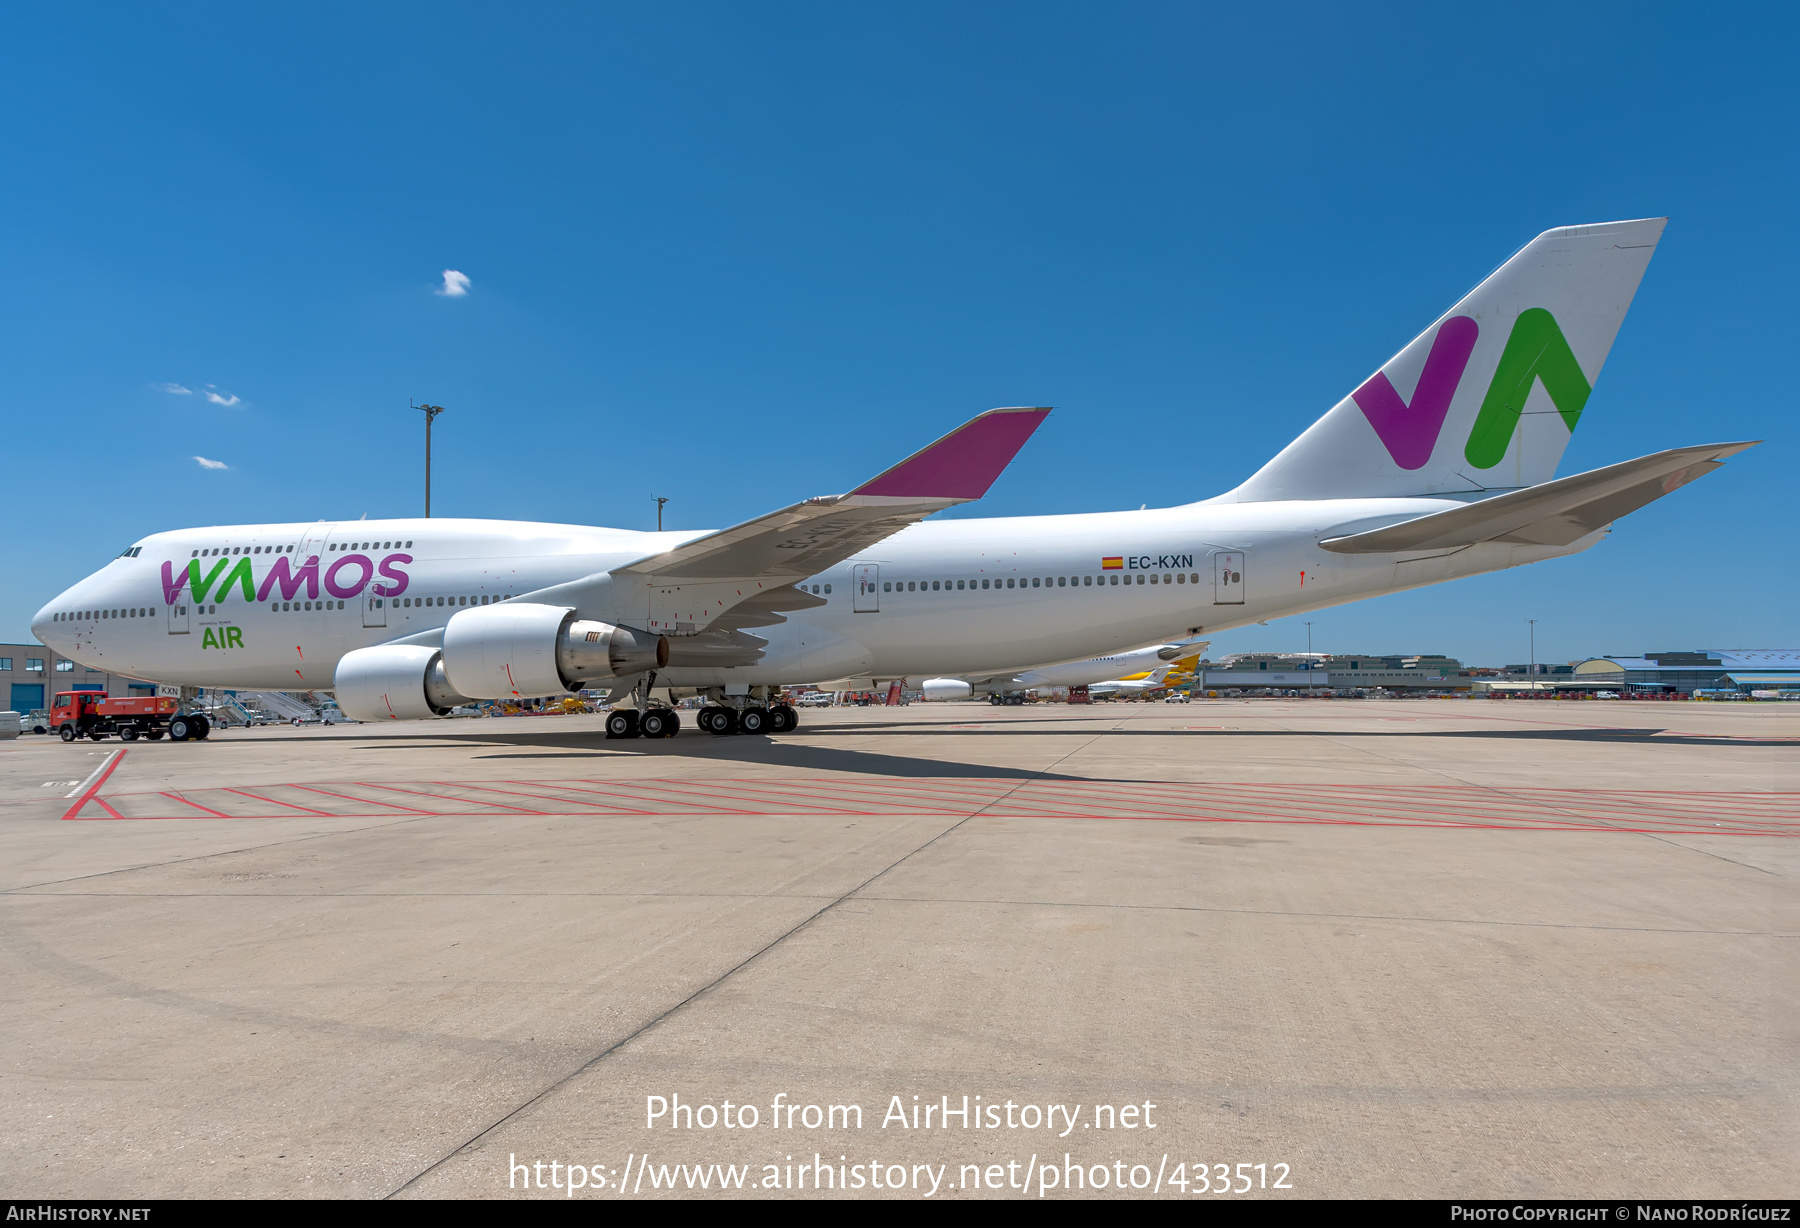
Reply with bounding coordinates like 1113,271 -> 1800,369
167,598 -> 189,634
1212,551 -> 1245,604
853,564 -> 880,612
362,593 -> 387,627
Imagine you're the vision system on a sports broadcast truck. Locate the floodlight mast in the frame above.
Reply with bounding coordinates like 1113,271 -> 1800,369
414,402 -> 446,517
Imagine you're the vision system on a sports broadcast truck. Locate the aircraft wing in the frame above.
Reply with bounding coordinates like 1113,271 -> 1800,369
1318,441 -> 1757,555
607,407 -> 1049,639
615,408 -> 1049,581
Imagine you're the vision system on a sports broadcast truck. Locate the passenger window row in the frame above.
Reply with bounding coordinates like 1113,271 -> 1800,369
880,573 -> 1202,592
188,539 -> 415,559
52,592 -> 506,622
394,595 -> 498,608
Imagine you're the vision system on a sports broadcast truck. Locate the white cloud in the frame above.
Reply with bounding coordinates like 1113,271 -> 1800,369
154,382 -> 193,395
436,269 -> 471,297
192,456 -> 228,470
202,384 -> 241,407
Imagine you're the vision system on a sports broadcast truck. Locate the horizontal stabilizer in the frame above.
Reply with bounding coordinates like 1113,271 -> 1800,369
1318,441 -> 1757,554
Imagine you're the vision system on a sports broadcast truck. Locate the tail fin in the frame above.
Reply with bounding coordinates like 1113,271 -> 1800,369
1223,219 -> 1666,502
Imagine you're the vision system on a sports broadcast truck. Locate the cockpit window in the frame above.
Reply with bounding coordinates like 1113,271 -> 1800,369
117,546 -> 142,558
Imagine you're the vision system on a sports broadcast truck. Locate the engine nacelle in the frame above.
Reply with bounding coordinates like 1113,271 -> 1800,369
335,644 -> 472,722
440,602 -> 668,700
919,678 -> 973,701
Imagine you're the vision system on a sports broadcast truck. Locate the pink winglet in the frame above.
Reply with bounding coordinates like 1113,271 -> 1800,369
850,407 -> 1051,500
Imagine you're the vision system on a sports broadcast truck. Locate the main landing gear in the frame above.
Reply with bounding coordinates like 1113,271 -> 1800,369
167,713 -> 212,742
605,707 -> 680,739
697,703 -> 796,736
604,671 -> 680,739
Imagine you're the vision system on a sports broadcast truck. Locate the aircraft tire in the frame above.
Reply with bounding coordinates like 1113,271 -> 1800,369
168,716 -> 192,742
192,713 -> 212,740
989,693 -> 1003,705
605,710 -> 640,739
738,706 -> 769,735
641,708 -> 679,739
767,704 -> 796,733
705,707 -> 737,736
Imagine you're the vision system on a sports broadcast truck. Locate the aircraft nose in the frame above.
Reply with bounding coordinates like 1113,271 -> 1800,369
33,601 -> 63,648
35,583 -> 86,645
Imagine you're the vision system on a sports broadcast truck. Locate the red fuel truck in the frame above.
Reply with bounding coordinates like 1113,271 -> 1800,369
51,692 -> 212,743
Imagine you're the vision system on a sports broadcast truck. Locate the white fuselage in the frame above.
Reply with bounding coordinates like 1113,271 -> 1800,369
33,499 -> 1598,693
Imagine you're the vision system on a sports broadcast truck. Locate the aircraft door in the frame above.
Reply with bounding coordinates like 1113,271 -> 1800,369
167,595 -> 189,634
297,524 -> 336,560
1212,551 -> 1245,604
362,593 -> 387,627
853,564 -> 880,613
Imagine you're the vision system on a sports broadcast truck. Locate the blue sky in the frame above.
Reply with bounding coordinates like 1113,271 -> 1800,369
3,3 -> 1793,665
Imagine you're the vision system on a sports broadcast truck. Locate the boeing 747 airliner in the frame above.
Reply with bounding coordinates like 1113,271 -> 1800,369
34,219 -> 1753,738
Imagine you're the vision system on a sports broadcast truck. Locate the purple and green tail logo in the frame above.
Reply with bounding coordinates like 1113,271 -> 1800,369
1353,308 -> 1592,471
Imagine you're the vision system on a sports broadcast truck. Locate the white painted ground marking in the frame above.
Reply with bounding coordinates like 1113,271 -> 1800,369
66,751 -> 117,799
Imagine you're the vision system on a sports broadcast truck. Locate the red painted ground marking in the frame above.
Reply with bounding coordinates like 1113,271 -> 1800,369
158,791 -> 237,818
728,776 -> 1005,815
61,750 -> 128,820
505,781 -> 661,814
220,787 -> 335,817
834,781 -> 1080,819
80,794 -> 127,820
363,781 -> 551,814
558,777 -> 777,817
1090,783 -> 1780,831
59,775 -> 1800,835
690,773 -> 1005,816
438,779 -> 654,813
286,783 -> 440,814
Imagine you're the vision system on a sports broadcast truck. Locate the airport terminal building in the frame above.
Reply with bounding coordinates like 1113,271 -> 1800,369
0,641 -> 147,713
1197,653 -> 1474,692
1571,649 -> 1800,695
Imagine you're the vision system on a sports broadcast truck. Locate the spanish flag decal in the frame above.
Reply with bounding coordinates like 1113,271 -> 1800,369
1101,557 -> 1124,570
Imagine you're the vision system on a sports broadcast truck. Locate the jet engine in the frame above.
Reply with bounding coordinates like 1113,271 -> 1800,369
440,602 -> 667,700
920,678 -> 973,701
335,644 -> 473,722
